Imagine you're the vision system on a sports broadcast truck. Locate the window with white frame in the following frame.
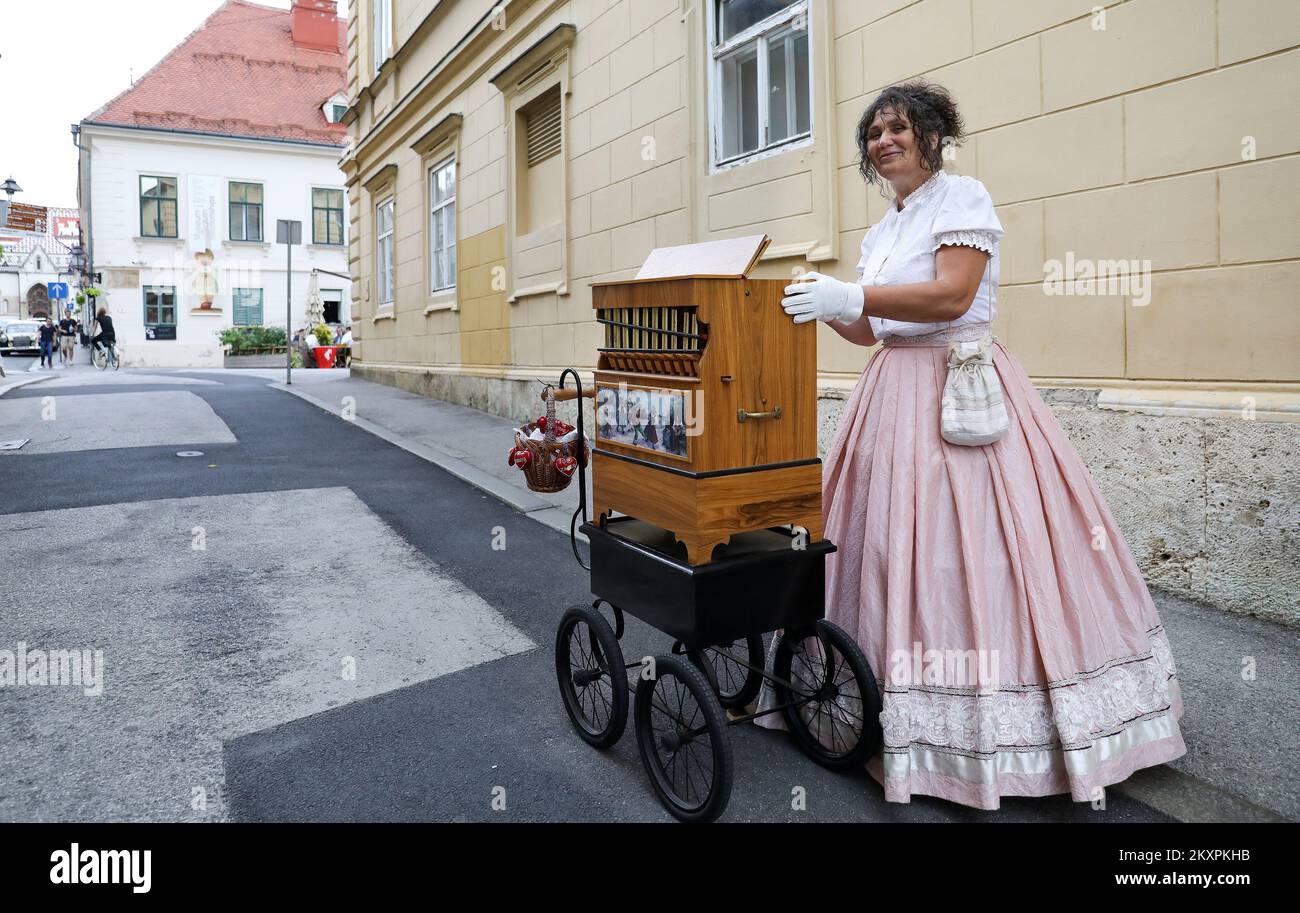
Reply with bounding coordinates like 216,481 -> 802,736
323,96 -> 348,124
229,182 -> 263,242
710,0 -> 811,166
312,188 -> 345,245
140,176 -> 179,238
376,197 -> 394,308
143,285 -> 177,327
428,157 -> 456,293
373,0 -> 393,75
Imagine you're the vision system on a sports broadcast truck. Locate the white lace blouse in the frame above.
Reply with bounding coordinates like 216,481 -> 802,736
854,169 -> 1004,340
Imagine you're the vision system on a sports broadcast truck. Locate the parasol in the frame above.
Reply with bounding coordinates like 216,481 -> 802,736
303,270 -> 325,329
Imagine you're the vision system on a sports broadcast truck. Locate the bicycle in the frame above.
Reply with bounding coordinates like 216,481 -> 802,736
92,340 -> 120,371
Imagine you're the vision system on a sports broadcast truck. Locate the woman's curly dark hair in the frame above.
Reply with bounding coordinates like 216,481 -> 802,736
855,81 -> 965,186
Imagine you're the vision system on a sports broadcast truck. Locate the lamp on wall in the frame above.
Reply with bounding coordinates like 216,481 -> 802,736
0,175 -> 19,226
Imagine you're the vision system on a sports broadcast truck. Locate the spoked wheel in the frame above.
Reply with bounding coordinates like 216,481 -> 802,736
773,620 -> 882,770
690,634 -> 764,710
92,347 -> 107,370
634,654 -> 733,823
555,605 -> 628,749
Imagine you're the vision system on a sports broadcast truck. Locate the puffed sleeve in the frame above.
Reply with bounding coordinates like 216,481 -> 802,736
931,176 -> 1003,255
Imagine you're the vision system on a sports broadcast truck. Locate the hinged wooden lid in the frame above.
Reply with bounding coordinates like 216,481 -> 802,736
629,234 -> 771,281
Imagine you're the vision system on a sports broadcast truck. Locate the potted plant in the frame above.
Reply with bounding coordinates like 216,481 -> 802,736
311,322 -> 339,368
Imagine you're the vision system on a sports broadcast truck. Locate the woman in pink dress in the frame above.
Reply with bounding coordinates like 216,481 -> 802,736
770,82 -> 1187,810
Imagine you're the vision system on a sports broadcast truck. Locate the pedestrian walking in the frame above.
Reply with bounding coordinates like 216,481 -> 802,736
58,312 -> 78,366
37,318 -> 58,369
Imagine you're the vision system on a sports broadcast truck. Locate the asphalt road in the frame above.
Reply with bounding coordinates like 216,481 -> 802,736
0,366 -> 1173,822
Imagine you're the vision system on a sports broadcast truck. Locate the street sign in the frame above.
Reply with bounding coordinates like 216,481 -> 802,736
276,220 -> 302,245
47,282 -> 69,299
145,325 -> 177,340
4,202 -> 48,234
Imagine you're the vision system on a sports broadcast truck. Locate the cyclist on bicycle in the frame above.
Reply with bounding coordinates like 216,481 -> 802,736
91,307 -> 117,363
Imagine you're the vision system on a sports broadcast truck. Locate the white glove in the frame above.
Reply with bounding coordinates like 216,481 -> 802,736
781,272 -> 865,325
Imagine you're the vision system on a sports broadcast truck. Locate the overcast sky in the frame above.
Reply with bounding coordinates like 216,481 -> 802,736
2,0 -> 347,210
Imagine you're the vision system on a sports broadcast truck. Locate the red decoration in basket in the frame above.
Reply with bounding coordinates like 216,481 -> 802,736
507,385 -> 590,493
535,416 -> 575,436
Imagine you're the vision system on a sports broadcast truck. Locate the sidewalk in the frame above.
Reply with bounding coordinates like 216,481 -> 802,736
0,356 -> 68,397
277,374 -> 1299,823
272,372 -> 590,540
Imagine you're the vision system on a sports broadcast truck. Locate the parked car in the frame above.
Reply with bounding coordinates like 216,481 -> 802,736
0,321 -> 41,356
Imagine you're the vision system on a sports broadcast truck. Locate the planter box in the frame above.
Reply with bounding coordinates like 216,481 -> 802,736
224,353 -> 291,368
313,346 -> 338,369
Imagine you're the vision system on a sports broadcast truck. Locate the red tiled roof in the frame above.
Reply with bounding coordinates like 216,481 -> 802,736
85,0 -> 347,147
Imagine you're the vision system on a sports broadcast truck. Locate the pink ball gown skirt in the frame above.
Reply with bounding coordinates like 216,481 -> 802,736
761,326 -> 1187,811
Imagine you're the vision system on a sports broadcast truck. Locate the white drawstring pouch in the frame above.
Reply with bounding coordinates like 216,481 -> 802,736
941,331 -> 1009,446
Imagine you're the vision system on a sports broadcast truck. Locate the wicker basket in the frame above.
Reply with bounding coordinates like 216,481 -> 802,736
512,386 -> 589,494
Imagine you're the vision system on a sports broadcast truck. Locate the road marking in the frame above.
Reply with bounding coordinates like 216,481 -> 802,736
0,487 -> 535,821
0,390 -> 236,454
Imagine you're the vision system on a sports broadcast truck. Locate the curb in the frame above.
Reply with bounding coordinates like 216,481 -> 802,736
0,372 -> 55,398
1109,765 -> 1289,824
271,382 -> 588,543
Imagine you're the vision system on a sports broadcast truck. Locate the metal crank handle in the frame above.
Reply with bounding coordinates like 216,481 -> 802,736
737,405 -> 782,423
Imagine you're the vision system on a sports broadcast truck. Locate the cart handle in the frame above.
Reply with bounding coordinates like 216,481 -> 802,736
544,386 -> 595,402
558,368 -> 590,571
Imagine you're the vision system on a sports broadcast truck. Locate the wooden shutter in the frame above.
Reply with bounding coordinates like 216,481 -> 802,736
524,87 -> 562,168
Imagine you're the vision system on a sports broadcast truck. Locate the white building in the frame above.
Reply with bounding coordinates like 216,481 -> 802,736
77,0 -> 351,367
0,207 -> 80,320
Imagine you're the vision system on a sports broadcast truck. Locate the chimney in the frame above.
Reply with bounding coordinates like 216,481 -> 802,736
290,0 -> 340,52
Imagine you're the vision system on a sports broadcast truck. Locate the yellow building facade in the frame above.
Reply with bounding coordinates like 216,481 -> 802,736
342,0 -> 1300,621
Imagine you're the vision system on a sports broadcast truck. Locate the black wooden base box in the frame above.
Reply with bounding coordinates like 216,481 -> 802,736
582,517 -> 836,651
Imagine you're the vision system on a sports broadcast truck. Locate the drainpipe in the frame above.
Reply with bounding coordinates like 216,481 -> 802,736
72,123 -> 94,337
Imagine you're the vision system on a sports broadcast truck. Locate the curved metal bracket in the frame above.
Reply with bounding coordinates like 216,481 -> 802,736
559,368 -> 590,571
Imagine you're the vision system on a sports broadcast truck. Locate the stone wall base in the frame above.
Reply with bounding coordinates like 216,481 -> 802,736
355,363 -> 1298,626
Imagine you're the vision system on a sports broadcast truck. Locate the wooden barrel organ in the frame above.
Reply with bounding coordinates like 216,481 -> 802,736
585,274 -> 823,565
